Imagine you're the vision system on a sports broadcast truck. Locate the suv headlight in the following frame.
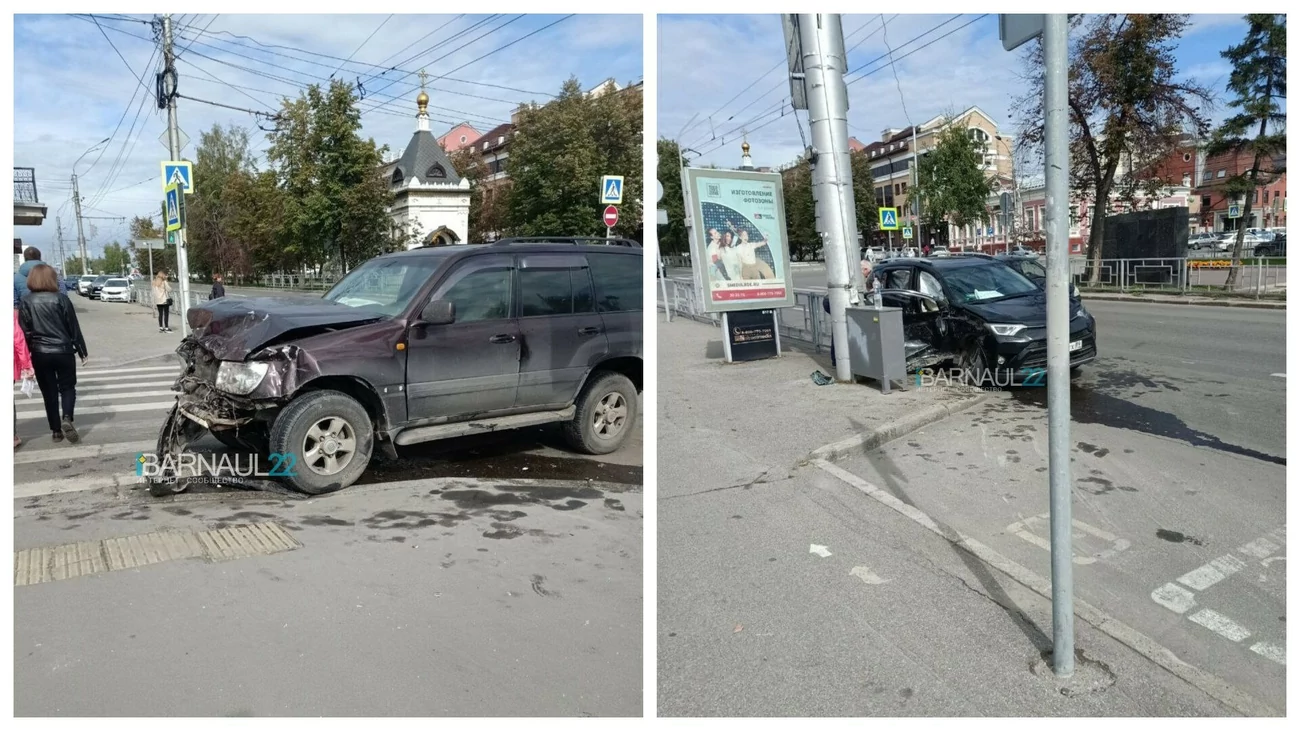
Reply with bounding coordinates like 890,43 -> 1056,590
216,361 -> 269,395
986,323 -> 1028,337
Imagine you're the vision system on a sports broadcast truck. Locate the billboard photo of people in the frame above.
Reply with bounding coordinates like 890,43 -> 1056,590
686,168 -> 795,311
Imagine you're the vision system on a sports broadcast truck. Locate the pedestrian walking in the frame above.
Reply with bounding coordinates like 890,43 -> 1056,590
17,264 -> 88,444
153,270 -> 174,332
13,246 -> 47,306
14,309 -> 34,449
210,273 -> 226,300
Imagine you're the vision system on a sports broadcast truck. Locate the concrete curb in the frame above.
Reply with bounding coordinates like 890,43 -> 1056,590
1082,294 -> 1285,310
808,390 -> 990,463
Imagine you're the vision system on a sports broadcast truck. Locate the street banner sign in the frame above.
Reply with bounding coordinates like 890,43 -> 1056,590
162,160 -> 194,195
987,226 -> 995,236
603,205 -> 619,228
137,238 -> 167,250
879,207 -> 900,230
902,226 -> 913,240
164,183 -> 183,232
600,175 -> 624,205
999,14 -> 1079,52
1228,203 -> 1242,219
684,167 -> 796,313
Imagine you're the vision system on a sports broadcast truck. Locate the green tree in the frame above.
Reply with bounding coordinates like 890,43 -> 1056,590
449,146 -> 507,243
910,121 -> 996,235
267,80 -> 396,273
1205,14 -> 1286,288
101,242 -> 132,274
504,78 -> 643,240
849,150 -> 880,250
780,160 -> 819,261
655,139 -> 688,256
1012,14 -> 1213,282
188,124 -> 257,280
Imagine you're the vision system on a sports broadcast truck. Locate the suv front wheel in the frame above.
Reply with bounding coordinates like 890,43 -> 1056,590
269,390 -> 373,495
564,371 -> 638,455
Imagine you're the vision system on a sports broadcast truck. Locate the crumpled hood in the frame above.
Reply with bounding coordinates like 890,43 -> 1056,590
962,291 -> 1081,328
186,296 -> 383,361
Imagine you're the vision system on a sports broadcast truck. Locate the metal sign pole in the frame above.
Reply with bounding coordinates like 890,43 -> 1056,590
720,312 -> 734,362
1043,13 -> 1075,678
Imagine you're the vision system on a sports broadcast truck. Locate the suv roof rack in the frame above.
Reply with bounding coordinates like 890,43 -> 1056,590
491,236 -> 641,248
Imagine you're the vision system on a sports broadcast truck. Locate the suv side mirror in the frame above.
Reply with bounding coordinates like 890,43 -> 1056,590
421,299 -> 455,325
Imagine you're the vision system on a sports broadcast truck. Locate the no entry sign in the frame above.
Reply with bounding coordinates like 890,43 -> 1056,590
603,205 -> 619,228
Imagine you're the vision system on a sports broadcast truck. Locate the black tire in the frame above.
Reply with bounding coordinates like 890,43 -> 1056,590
563,371 -> 638,455
268,390 -> 372,495
958,341 -> 989,387
148,404 -> 202,497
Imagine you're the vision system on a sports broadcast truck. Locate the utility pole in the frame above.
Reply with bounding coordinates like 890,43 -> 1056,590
1043,13 -> 1075,679
795,13 -> 859,383
55,217 -> 65,273
162,13 -> 193,335
72,175 -> 89,274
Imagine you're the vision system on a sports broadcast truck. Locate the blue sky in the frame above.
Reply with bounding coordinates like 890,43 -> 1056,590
13,13 -> 643,259
659,14 -> 1254,171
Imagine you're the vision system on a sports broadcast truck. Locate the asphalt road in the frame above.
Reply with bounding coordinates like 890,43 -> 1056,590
15,295 -> 644,716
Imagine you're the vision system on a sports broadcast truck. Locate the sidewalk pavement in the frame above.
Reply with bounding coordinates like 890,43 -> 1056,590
1082,292 -> 1285,309
70,295 -> 183,369
657,318 -> 1238,716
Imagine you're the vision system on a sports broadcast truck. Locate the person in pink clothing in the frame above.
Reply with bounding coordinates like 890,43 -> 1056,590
14,310 -> 34,448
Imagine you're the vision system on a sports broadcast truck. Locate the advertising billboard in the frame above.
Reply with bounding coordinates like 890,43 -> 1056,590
684,167 -> 796,313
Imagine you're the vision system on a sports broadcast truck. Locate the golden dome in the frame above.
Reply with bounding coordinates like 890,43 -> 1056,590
741,141 -> 751,155
417,90 -> 429,114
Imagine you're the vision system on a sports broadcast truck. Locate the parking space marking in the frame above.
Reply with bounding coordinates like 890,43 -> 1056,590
1005,513 -> 1130,565
1188,609 -> 1252,643
1249,643 -> 1286,665
1177,555 -> 1247,591
1151,583 -> 1197,614
1239,536 -> 1280,559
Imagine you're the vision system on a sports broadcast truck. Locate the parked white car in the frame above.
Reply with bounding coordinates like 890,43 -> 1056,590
99,277 -> 132,303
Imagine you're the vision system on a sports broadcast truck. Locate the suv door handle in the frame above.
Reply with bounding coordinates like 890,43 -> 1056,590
489,334 -> 516,344
578,326 -> 601,336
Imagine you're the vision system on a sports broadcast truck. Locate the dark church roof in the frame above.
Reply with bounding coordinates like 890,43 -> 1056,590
392,129 -> 463,187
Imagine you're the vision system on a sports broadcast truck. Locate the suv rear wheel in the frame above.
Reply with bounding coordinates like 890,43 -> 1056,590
268,390 -> 373,495
564,371 -> 638,455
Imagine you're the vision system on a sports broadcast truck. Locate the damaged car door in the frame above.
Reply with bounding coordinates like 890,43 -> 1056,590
405,254 -> 520,422
514,253 -> 609,409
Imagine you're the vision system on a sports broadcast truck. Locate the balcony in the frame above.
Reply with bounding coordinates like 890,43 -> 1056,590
14,167 -> 47,226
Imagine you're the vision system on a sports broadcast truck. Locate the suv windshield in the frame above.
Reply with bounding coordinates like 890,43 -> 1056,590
323,254 -> 448,316
1015,259 -> 1047,279
942,262 -> 1040,303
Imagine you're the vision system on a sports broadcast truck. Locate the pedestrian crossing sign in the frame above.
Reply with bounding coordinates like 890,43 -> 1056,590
879,207 -> 899,230
1228,203 -> 1242,219
902,226 -> 913,240
600,175 -> 624,205
165,183 -> 183,232
161,160 -> 194,195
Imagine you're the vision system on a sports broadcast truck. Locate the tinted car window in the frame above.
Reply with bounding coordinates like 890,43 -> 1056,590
519,269 -> 573,317
917,271 -> 945,301
106,279 -> 129,287
573,267 -> 595,313
1017,259 -> 1047,279
439,266 -> 512,323
589,253 -> 641,313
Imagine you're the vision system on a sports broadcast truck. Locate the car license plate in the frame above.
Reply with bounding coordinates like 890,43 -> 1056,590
1069,340 -> 1083,352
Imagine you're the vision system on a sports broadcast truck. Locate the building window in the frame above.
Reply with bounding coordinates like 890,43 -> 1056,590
1183,152 -> 1192,162
1217,169 -> 1226,178
1201,195 -> 1212,210
390,169 -> 404,187
460,135 -> 467,144
426,163 -> 447,179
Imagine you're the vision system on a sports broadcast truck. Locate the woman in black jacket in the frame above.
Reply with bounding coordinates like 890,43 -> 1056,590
18,264 -> 88,443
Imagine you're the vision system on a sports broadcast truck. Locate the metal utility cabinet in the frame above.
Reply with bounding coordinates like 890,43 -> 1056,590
844,305 -> 907,394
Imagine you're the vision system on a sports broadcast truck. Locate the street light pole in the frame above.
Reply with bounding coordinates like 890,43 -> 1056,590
1043,13 -> 1075,679
71,137 -> 109,275
162,13 -> 194,336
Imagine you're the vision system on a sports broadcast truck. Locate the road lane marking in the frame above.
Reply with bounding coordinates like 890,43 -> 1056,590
39,371 -> 181,385
1005,513 -> 1130,565
16,401 -> 175,421
15,390 -> 177,409
809,544 -> 832,558
12,440 -> 157,465
849,566 -> 887,584
1177,555 -> 1247,591
814,458 -> 1278,717
1189,609 -> 1252,642
15,380 -> 176,394
15,522 -> 300,587
12,474 -> 129,499
1150,583 -> 1196,614
1239,536 -> 1281,559
1249,642 -> 1286,665
1269,373 -> 1284,378
76,365 -> 181,376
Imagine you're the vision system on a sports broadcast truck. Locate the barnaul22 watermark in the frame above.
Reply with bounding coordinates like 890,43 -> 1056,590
915,367 -> 1047,389
136,452 -> 298,482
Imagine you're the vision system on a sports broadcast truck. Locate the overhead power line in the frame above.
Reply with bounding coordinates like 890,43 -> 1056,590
845,14 -> 969,83
330,14 -> 394,79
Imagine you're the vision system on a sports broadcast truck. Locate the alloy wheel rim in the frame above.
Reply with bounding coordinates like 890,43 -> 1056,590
592,392 -> 628,439
301,417 -> 357,476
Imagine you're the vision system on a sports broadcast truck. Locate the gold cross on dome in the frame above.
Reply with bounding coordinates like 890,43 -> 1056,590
418,69 -> 428,90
